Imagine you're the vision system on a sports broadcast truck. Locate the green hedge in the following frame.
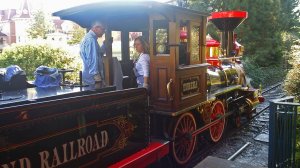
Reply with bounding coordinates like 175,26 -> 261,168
0,44 -> 81,81
243,58 -> 287,88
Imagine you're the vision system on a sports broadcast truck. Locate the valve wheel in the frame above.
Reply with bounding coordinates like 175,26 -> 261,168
209,101 -> 226,142
171,112 -> 196,165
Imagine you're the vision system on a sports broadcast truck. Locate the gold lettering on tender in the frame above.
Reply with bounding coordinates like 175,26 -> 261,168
192,81 -> 197,89
77,138 -> 86,158
34,130 -> 109,168
92,133 -> 101,151
183,79 -> 198,93
101,131 -> 108,147
1,161 -> 16,168
85,136 -> 93,154
69,141 -> 77,161
19,158 -> 31,168
62,143 -> 68,164
51,147 -> 62,167
183,83 -> 188,92
39,151 -> 52,168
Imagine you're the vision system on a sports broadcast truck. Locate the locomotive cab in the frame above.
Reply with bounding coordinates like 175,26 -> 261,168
149,9 -> 209,113
53,2 -> 209,113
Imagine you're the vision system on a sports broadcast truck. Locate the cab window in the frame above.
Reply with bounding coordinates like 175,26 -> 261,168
178,20 -> 201,65
153,20 -> 169,55
190,24 -> 200,64
112,31 -> 122,60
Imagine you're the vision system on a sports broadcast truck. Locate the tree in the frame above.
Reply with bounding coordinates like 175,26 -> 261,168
68,25 -> 86,45
279,0 -> 300,62
280,0 -> 300,35
183,0 -> 300,87
0,44 -> 81,81
187,0 -> 289,67
27,10 -> 50,39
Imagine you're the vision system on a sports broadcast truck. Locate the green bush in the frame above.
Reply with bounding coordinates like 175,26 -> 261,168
0,43 -> 81,81
284,39 -> 300,166
296,114 -> 300,166
243,58 -> 287,88
284,39 -> 300,98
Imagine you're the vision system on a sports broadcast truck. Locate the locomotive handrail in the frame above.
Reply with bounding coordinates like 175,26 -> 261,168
218,56 -> 242,60
167,79 -> 174,101
177,63 -> 210,70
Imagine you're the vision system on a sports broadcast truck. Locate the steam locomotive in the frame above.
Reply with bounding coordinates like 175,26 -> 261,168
0,1 -> 262,167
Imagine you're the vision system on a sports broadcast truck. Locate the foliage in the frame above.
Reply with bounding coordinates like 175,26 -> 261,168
68,25 -> 86,45
183,0 -> 300,87
27,10 -> 50,39
297,114 -> 300,166
207,23 -> 220,41
284,39 -> 300,98
0,43 -> 81,81
243,58 -> 287,88
280,0 -> 300,35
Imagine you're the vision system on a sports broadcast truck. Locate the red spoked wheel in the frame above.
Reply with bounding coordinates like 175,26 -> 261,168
171,112 -> 196,165
209,101 -> 226,142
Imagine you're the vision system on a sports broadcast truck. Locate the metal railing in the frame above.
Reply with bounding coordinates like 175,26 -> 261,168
269,96 -> 300,168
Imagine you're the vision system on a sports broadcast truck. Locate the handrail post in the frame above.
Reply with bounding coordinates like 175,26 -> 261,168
269,100 -> 276,168
269,97 -> 299,168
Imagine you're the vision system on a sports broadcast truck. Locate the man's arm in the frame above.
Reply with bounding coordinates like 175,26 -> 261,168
100,37 -> 113,56
85,38 -> 100,76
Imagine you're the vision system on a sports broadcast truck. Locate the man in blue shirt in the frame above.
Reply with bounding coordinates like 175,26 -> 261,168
80,21 -> 106,85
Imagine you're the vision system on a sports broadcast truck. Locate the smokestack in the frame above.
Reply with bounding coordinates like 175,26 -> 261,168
209,11 -> 248,57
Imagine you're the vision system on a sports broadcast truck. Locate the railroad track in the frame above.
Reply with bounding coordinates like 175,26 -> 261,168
186,82 -> 285,168
261,82 -> 282,95
252,82 -> 285,119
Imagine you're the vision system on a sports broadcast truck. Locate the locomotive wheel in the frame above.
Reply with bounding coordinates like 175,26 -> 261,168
234,115 -> 241,128
209,101 -> 226,142
171,112 -> 196,165
247,108 -> 255,120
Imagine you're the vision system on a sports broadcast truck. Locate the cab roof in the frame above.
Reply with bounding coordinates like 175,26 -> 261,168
53,1 -> 209,28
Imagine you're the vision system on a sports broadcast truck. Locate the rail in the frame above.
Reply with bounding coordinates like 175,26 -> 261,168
249,82 -> 283,120
227,142 -> 251,161
262,82 -> 282,95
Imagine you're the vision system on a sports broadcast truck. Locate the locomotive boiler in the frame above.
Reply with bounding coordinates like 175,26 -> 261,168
206,11 -> 248,92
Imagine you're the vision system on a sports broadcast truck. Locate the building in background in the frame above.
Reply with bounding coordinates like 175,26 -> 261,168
0,0 -> 79,46
0,31 -> 8,52
47,19 -> 76,44
0,0 -> 32,44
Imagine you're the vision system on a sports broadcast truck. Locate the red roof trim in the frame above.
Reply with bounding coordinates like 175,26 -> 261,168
210,11 -> 248,19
